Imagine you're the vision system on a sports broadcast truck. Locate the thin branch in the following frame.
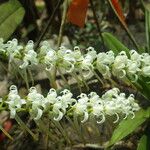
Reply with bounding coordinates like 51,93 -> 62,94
35,0 -> 62,50
89,0 -> 105,48
57,0 -> 69,48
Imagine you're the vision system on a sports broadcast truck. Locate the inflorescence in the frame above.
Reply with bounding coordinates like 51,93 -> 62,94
0,38 -> 150,81
1,85 -> 140,124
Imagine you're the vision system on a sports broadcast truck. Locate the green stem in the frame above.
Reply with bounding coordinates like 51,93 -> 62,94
24,69 -> 29,90
28,68 -> 34,86
45,70 -> 57,89
70,72 -> 82,93
79,72 -> 90,91
73,114 -> 86,144
92,69 -> 104,85
52,120 -> 71,145
15,114 -> 38,140
58,67 -> 70,87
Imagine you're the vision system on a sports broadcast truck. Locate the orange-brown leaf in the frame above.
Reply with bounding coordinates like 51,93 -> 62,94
67,0 -> 89,28
111,0 -> 126,24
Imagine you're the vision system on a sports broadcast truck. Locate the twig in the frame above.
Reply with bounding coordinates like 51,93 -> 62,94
35,0 -> 63,50
89,0 -> 105,48
57,0 -> 69,48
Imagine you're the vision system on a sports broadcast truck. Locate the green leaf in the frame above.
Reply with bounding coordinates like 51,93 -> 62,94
137,135 -> 147,150
102,32 -> 130,56
0,0 -> 25,40
108,108 -> 150,147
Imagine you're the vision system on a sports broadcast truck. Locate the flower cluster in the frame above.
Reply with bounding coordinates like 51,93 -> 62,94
2,85 -> 140,123
97,50 -> 150,81
0,38 -> 150,80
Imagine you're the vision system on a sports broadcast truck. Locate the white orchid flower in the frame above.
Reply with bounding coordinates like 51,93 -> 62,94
24,40 -> 34,52
57,48 -> 76,73
73,102 -> 89,123
104,101 -> 120,123
112,51 -> 128,78
141,66 -> 150,76
52,102 -> 65,121
59,89 -> 76,108
44,50 -> 57,71
6,39 -> 23,59
39,41 -> 53,56
96,51 -> 114,78
27,87 -> 45,120
20,49 -> 38,69
102,88 -> 119,100
141,53 -> 150,66
130,50 -> 141,63
92,103 -> 105,124
73,46 -> 84,62
79,47 -> 96,77
88,92 -> 101,105
6,85 -> 26,118
45,88 -> 58,104
113,51 -> 128,70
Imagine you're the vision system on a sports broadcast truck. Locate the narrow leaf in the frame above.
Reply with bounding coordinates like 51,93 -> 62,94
110,0 -> 126,24
0,0 -> 25,40
137,135 -> 147,150
108,108 -> 150,147
15,114 -> 38,141
102,32 -> 129,55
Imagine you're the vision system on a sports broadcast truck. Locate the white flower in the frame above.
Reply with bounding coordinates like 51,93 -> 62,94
6,39 -> 23,59
141,53 -> 150,66
44,50 -> 57,71
97,51 -> 114,65
92,104 -> 105,124
39,41 -> 53,56
130,50 -> 141,63
73,102 -> 89,123
27,87 -> 44,120
102,88 -> 119,100
96,51 -> 114,78
45,88 -> 58,104
73,93 -> 89,123
88,92 -> 100,105
127,60 -> 140,74
25,40 -> 34,52
58,47 -> 76,72
113,51 -> 128,70
20,49 -> 38,69
59,89 -> 76,108
104,101 -> 119,123
52,102 -> 64,121
6,85 -> 26,118
112,51 -> 128,78
51,89 -> 76,121
73,46 -> 84,62
80,47 -> 97,78
141,66 -> 150,76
